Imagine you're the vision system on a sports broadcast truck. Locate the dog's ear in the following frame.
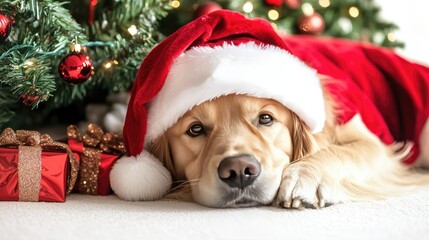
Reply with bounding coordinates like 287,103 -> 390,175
148,134 -> 177,180
290,113 -> 320,161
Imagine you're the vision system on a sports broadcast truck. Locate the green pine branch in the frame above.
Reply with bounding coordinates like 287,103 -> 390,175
84,0 -> 170,92
0,0 -> 170,129
0,0 -> 86,112
162,0 -> 403,48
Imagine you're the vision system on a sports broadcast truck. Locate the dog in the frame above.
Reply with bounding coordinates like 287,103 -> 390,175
112,10 -> 429,208
149,92 -> 428,209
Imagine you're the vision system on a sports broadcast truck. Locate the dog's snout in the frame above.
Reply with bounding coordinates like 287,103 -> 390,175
217,155 -> 261,189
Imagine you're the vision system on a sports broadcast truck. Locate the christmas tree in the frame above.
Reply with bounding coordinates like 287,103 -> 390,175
0,0 -> 170,129
0,0 -> 403,130
161,0 -> 402,48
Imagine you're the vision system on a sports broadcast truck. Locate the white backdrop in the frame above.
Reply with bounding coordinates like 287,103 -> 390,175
376,0 -> 429,66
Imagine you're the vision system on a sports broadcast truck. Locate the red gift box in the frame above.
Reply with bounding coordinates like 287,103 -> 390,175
0,128 -> 79,202
67,124 -> 125,195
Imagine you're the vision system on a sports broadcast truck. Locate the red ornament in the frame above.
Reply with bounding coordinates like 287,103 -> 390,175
284,0 -> 302,9
194,2 -> 222,18
0,12 -> 12,43
21,94 -> 39,106
58,53 -> 93,84
265,0 -> 283,7
297,12 -> 325,35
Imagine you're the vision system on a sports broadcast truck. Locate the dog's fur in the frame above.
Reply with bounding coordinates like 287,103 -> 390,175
149,81 -> 429,209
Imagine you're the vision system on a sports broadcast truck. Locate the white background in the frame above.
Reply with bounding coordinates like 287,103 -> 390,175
376,0 -> 429,66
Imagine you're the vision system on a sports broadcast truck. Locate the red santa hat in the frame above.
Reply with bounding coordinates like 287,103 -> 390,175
110,10 -> 325,201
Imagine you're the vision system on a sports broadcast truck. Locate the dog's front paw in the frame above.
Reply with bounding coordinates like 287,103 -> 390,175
275,162 -> 334,209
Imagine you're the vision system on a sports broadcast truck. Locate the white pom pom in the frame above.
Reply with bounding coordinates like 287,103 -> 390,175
110,150 -> 172,201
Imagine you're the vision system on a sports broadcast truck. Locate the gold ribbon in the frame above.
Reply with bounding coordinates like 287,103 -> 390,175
18,146 -> 41,202
67,123 -> 125,194
0,128 -> 79,200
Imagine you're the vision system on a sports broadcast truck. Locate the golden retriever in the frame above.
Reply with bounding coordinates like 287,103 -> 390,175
148,90 -> 428,209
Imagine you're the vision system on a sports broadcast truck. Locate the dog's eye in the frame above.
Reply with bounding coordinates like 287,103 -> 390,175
259,114 -> 274,126
187,123 -> 204,137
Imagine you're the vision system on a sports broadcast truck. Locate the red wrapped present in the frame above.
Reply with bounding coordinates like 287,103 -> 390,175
67,123 -> 125,195
0,128 -> 79,202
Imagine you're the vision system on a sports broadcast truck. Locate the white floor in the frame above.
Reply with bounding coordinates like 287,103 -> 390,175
1,185 -> 429,240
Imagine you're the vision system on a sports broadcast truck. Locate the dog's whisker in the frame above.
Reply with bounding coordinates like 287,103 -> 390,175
168,179 -> 200,193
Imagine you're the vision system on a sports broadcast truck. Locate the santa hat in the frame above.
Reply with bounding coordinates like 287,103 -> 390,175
110,10 -> 325,201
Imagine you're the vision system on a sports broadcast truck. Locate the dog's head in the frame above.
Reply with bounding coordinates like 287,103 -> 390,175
149,94 -> 319,207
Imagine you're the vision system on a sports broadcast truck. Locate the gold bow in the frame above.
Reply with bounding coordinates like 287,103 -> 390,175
0,128 -> 79,195
67,124 -> 125,154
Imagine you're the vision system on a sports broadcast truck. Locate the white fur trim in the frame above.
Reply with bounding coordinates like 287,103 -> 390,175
146,42 -> 325,145
110,150 -> 172,201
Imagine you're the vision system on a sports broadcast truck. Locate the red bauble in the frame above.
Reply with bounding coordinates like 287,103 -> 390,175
0,12 -> 12,43
194,2 -> 222,18
265,0 -> 283,7
297,13 -> 325,35
58,53 -> 93,84
284,0 -> 302,9
21,94 -> 39,106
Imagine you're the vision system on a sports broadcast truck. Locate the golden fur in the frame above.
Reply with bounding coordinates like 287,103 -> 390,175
149,82 -> 429,208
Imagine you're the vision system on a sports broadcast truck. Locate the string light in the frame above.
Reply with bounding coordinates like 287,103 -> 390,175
271,22 -> 278,30
349,6 -> 360,18
104,60 -> 118,69
24,60 -> 34,66
387,32 -> 396,42
268,9 -> 279,21
127,25 -> 138,36
302,3 -> 314,16
243,1 -> 254,13
318,0 -> 330,8
171,0 -> 181,8
23,59 -> 35,68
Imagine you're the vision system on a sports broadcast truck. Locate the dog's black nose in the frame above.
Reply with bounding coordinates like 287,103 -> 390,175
218,154 -> 261,189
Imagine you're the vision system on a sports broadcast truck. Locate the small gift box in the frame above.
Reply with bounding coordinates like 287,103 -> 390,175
0,128 -> 79,202
67,123 -> 125,195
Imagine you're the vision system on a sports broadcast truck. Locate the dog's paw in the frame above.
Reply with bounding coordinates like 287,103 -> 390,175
275,162 -> 334,209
